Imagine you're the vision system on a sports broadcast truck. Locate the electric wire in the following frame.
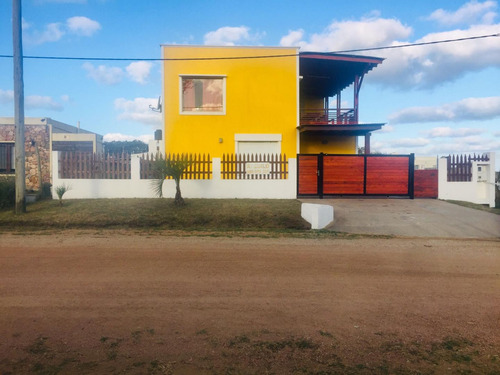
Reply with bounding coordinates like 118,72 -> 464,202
0,33 -> 498,62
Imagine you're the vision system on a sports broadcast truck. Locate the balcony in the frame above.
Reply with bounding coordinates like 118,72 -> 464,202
300,108 -> 356,126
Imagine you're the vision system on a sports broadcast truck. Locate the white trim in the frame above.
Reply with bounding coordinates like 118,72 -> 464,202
161,44 -> 300,51
234,134 -> 282,142
179,74 -> 227,78
179,75 -> 227,115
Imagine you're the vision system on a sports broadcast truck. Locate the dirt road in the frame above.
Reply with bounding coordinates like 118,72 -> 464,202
0,232 -> 499,374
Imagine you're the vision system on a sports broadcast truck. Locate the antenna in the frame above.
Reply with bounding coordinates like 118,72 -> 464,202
149,96 -> 162,113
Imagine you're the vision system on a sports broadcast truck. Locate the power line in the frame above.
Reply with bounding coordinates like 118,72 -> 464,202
0,32 -> 498,62
335,33 -> 500,54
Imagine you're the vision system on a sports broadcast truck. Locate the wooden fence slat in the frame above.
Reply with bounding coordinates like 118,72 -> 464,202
446,153 -> 489,182
219,153 -> 288,180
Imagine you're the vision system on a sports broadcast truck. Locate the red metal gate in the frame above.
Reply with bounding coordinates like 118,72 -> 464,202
297,154 -> 415,198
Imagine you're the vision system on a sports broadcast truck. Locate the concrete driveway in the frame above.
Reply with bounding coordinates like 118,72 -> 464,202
301,198 -> 500,238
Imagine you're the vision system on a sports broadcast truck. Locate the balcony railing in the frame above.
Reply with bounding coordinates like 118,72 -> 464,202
300,108 -> 356,125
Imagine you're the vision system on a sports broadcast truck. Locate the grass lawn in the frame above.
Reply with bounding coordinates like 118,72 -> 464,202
0,198 -> 311,233
446,199 -> 500,215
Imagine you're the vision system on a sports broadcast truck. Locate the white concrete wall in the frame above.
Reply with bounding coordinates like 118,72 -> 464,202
438,152 -> 496,208
51,151 -> 297,199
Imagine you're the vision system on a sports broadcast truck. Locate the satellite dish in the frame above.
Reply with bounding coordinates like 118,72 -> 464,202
149,96 -> 162,113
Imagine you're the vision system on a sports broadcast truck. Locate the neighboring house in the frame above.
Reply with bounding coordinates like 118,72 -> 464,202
415,156 -> 438,170
0,117 -> 102,190
162,45 -> 384,157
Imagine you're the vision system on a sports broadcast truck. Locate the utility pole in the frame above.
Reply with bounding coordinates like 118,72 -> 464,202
13,0 -> 26,214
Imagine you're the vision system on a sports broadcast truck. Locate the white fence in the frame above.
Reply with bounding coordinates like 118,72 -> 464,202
51,151 -> 297,199
438,152 -> 496,208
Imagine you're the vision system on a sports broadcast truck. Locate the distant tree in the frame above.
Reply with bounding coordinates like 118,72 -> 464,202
104,140 -> 148,155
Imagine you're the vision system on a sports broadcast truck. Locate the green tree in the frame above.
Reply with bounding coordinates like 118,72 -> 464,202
104,140 -> 148,155
151,156 -> 191,206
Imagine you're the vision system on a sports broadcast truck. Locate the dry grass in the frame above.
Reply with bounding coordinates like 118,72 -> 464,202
3,331 -> 498,374
446,199 -> 500,215
0,198 -> 310,232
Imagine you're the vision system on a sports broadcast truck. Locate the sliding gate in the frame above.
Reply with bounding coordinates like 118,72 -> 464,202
298,154 -> 414,198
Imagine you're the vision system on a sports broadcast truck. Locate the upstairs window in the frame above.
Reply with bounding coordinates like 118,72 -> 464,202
180,76 -> 225,114
0,143 -> 15,173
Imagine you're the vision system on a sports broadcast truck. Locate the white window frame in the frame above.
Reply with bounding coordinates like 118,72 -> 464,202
179,74 -> 227,115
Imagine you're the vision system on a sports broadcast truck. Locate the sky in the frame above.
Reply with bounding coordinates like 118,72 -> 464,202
0,0 -> 499,168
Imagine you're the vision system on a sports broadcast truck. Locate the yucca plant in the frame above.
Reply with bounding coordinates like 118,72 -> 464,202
55,184 -> 71,206
151,156 -> 191,206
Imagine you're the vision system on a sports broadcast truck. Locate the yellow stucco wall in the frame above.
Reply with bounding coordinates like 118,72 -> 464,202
299,133 -> 357,154
163,46 -> 298,157
300,94 -> 324,110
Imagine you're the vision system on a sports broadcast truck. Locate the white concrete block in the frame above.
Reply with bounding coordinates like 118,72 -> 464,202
301,203 -> 334,230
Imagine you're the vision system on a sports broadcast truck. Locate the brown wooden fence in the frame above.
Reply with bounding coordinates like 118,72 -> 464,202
447,153 -> 489,182
221,154 -> 288,180
59,152 -> 131,179
59,152 -> 288,181
140,153 -> 212,180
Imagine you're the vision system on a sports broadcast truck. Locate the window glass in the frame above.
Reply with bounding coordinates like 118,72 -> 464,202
182,77 -> 224,113
0,143 -> 15,173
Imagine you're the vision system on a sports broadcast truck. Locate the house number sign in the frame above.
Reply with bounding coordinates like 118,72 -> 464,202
246,162 -> 271,175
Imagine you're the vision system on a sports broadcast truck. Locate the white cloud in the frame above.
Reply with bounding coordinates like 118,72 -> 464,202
280,17 -> 412,52
83,63 -> 124,85
103,133 -> 153,143
378,124 -> 395,133
0,89 -> 14,105
26,95 -> 63,111
370,24 -> 500,88
389,96 -> 500,123
25,22 -> 65,44
279,9 -> 500,89
22,18 -> 31,30
391,138 -> 430,147
66,16 -> 101,36
427,1 -> 497,26
204,26 -> 263,46
24,16 -> 100,45
424,127 -> 484,138
374,133 -> 500,157
280,29 -> 305,48
114,97 -> 162,126
0,90 -> 63,111
126,62 -> 153,84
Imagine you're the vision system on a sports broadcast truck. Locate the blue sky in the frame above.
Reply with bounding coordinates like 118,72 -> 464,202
1,0 -> 499,167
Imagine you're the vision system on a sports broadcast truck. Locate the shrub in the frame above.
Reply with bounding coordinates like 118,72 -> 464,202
0,177 -> 16,209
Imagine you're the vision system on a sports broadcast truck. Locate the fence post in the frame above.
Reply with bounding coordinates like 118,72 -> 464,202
131,155 -> 141,181
212,157 -> 221,181
408,153 -> 415,199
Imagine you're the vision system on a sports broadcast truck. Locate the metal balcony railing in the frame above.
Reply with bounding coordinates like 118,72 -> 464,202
300,108 -> 356,125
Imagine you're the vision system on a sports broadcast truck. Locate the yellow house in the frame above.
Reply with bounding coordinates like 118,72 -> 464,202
162,45 -> 383,157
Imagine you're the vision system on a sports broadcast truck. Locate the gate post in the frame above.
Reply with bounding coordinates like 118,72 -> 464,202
409,153 -> 415,199
318,153 -> 324,198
